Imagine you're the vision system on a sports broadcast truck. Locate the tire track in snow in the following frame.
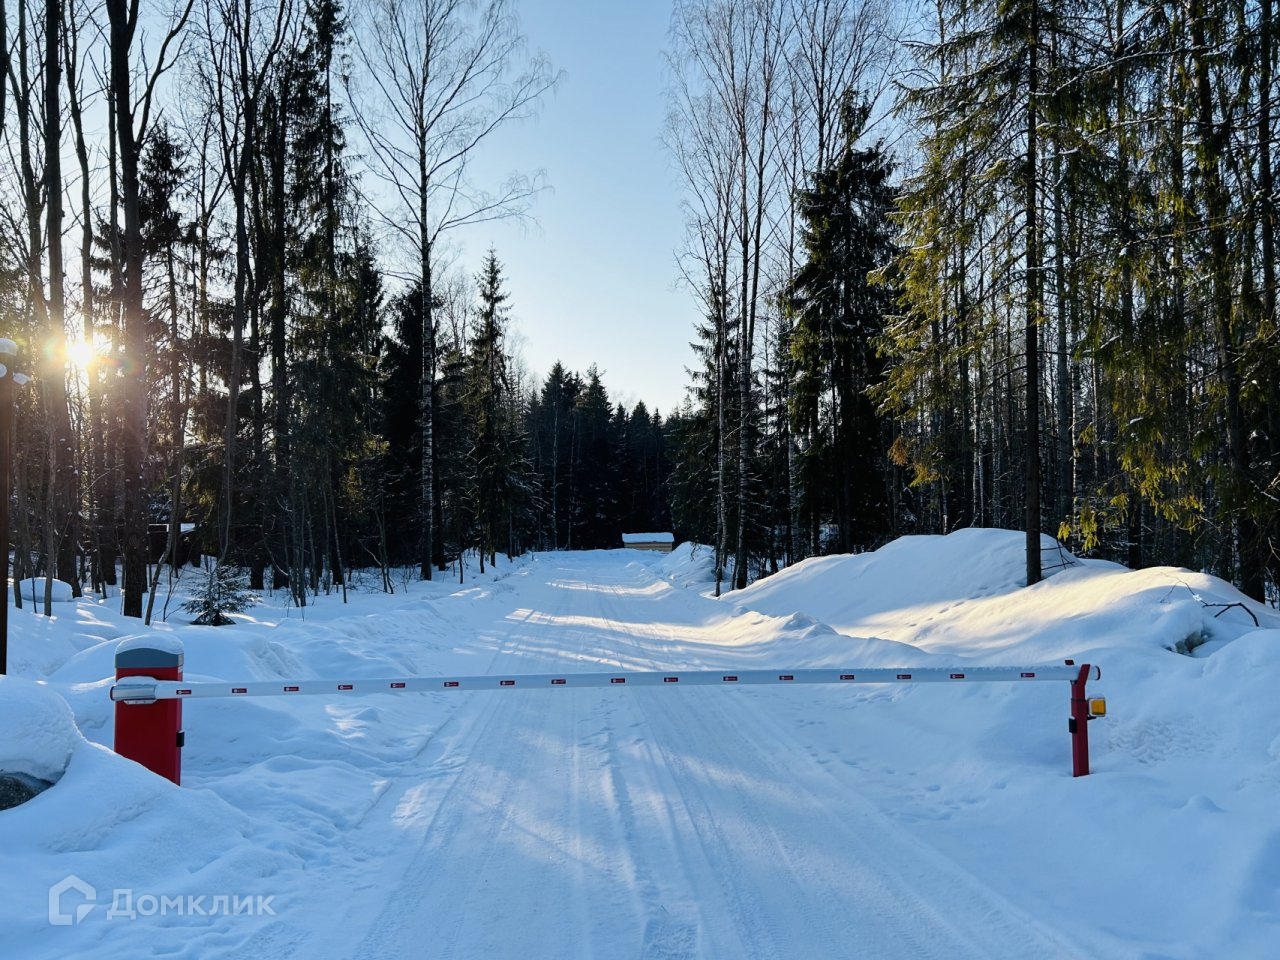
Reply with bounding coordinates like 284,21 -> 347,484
295,553 -> 1107,959
599,564 -> 1100,960
331,561 -> 652,959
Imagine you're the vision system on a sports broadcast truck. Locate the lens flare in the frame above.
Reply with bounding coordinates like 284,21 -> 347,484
66,338 -> 97,371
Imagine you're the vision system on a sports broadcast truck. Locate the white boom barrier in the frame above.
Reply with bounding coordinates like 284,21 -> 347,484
110,636 -> 1103,785
110,663 -> 1089,704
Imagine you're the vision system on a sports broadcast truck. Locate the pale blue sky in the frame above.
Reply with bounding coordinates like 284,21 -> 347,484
461,0 -> 698,418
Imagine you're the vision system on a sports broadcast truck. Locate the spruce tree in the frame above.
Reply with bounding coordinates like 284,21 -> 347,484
785,93 -> 895,552
466,251 -> 515,567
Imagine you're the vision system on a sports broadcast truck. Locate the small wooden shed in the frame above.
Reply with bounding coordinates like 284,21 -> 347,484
621,532 -> 675,553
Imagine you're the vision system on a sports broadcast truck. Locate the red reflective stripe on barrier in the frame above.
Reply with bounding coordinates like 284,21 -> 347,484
129,665 -> 1090,704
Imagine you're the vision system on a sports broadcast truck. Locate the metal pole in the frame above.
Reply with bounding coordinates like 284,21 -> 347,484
0,338 -> 14,676
1069,662 -> 1092,777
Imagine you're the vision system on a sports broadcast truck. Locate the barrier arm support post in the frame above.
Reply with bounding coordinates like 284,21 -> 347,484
1069,662 -> 1092,777
114,638 -> 184,784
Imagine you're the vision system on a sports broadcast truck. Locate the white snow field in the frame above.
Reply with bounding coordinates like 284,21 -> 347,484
3,530 -> 1280,959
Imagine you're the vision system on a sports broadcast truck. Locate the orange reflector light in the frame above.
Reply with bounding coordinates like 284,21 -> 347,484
1089,696 -> 1107,718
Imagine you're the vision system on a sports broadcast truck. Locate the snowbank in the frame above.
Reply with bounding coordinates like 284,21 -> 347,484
0,676 -> 80,783
729,528 -> 1275,662
653,541 -> 717,589
17,578 -> 77,604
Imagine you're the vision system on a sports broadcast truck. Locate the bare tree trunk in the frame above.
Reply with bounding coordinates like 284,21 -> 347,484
106,0 -> 149,617
419,164 -> 436,582
43,0 -> 79,598
222,149 -> 251,561
1190,0 -> 1263,599
65,0 -> 103,595
1023,4 -> 1043,587
166,243 -> 184,585
106,0 -> 191,616
1052,130 -> 1071,531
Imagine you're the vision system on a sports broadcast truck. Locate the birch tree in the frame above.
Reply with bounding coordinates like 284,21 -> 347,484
351,0 -> 557,580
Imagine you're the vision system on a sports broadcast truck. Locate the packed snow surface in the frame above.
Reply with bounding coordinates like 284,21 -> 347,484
3,531 -> 1279,959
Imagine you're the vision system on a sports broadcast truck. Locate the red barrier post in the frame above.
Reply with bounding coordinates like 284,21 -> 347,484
114,638 -> 184,784
1068,662 -> 1092,777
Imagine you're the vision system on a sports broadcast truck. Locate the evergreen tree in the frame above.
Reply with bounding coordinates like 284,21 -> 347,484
785,93 -> 895,552
572,367 -> 618,549
531,362 -> 582,550
466,251 -> 516,567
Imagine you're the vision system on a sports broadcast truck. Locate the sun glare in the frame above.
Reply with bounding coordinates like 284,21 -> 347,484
65,338 -> 97,371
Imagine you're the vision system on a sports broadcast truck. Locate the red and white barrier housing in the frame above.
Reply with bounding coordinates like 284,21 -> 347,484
113,637 -> 185,785
111,638 -> 1102,784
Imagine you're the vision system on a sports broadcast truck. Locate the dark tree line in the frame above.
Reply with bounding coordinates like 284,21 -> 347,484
3,0 -> 1277,619
889,0 -> 1280,600
0,0 -> 568,614
379,255 -> 676,571
666,0 -> 1278,604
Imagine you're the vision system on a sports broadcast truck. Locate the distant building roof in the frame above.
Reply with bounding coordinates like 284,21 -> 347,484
622,532 -> 674,544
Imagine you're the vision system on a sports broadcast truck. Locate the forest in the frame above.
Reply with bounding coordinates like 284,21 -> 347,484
0,0 -> 1276,620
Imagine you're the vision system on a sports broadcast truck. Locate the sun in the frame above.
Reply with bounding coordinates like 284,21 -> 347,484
65,338 -> 98,371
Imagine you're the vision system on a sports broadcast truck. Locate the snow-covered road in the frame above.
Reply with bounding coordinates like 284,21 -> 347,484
270,554 -> 1091,959
12,537 -> 1280,959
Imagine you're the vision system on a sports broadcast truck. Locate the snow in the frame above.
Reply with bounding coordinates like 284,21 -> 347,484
0,676 -> 81,782
621,532 -> 674,543
654,540 -> 716,589
17,578 -> 77,604
114,634 -> 185,659
3,534 -> 1279,958
729,528 -> 1258,662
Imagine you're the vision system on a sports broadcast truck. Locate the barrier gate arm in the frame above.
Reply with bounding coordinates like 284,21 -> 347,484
110,663 -> 1088,702
110,639 -> 1099,784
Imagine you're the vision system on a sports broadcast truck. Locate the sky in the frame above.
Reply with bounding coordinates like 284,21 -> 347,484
455,0 -> 698,418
